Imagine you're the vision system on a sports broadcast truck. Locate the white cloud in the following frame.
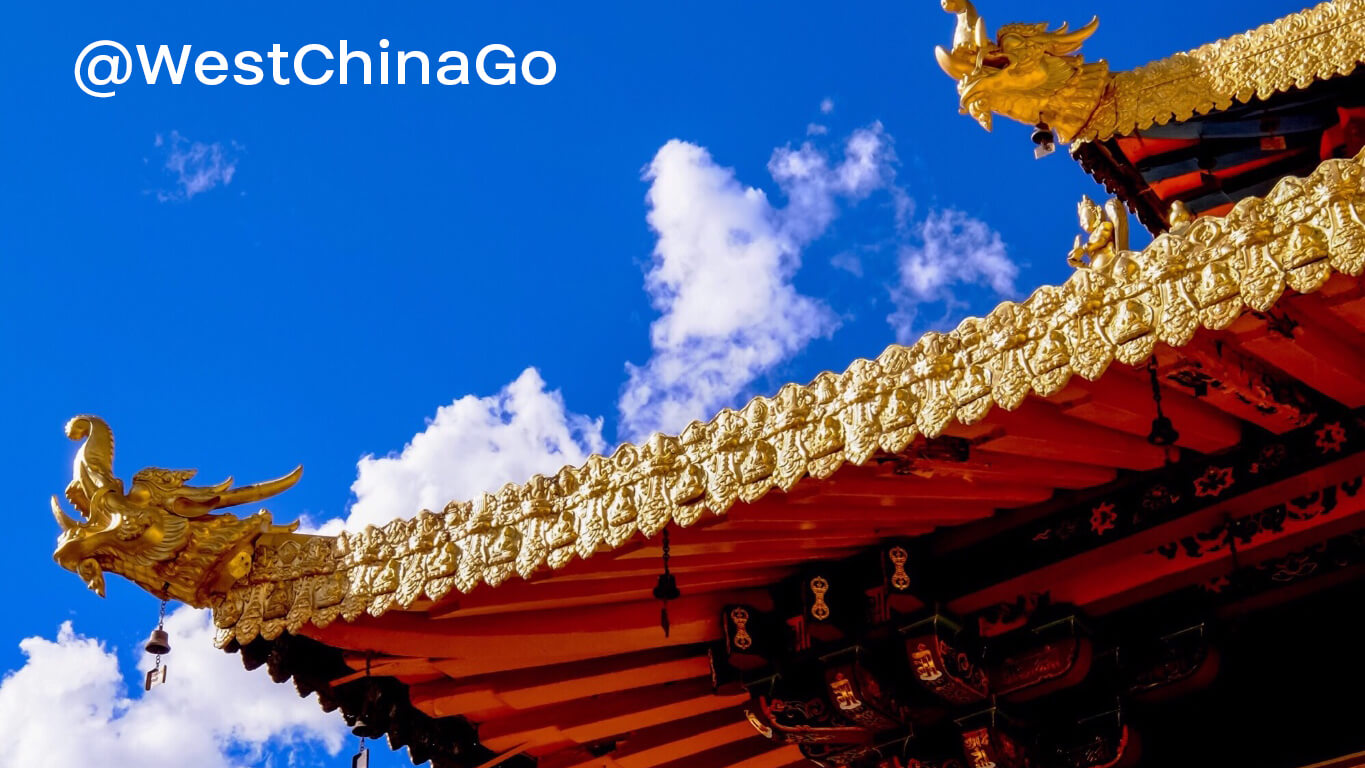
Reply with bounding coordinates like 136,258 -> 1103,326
888,208 -> 1018,341
325,124 -> 899,527
0,608 -> 346,768
323,368 -> 605,532
830,250 -> 863,277
618,123 -> 896,439
806,123 -> 828,136
327,123 -> 1014,542
156,131 -> 239,202
820,98 -> 835,114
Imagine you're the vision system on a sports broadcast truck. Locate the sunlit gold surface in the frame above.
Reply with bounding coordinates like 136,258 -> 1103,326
938,2 -> 1365,147
53,3 -> 1365,645
196,149 -> 1365,647
935,3 -> 1108,142
1077,0 -> 1365,143
1068,196 -> 1130,271
51,415 -> 306,605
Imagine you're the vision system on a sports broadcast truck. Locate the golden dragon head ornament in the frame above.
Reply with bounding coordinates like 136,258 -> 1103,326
52,415 -> 302,605
935,0 -> 1110,144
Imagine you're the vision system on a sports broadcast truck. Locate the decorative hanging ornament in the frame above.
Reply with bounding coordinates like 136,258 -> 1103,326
1032,122 -> 1057,158
143,593 -> 170,691
351,653 -> 372,768
652,528 -> 681,637
1146,356 -> 1180,455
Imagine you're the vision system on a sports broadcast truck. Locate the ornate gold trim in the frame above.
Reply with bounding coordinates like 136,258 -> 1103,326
1076,0 -> 1365,142
933,3 -> 1109,143
51,415 -> 306,606
206,149 -> 1365,646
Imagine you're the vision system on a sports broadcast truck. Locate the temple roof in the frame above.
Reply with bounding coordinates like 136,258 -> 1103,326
1075,0 -> 1365,144
206,145 -> 1365,646
46,6 -> 1365,766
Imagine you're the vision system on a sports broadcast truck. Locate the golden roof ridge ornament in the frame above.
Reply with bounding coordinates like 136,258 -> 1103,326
205,148 -> 1365,646
52,415 -> 304,605
935,0 -> 1110,150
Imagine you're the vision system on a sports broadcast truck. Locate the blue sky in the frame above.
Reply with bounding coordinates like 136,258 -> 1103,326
0,1 -> 1309,766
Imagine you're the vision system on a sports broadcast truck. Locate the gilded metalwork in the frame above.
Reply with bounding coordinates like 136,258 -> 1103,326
810,576 -> 831,621
1067,196 -> 1130,271
936,2 -> 1109,142
889,546 -> 912,591
1076,0 -> 1365,143
938,2 -> 1365,147
52,148 -> 1365,646
51,415 -> 305,605
200,148 -> 1365,646
731,607 -> 754,650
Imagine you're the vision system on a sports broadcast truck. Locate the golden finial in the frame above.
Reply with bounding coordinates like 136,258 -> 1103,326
1169,200 -> 1195,232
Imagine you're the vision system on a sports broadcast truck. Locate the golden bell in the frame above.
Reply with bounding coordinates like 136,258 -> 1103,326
144,628 -> 171,656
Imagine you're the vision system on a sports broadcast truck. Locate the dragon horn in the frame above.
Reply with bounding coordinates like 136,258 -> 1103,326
1051,16 -> 1099,50
52,495 -> 84,533
935,45 -> 975,79
65,415 -> 113,456
214,465 -> 304,509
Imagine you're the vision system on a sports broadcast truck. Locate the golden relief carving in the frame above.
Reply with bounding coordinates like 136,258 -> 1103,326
201,147 -> 1365,647
59,150 -> 1365,647
1076,0 -> 1365,143
935,1 -> 1109,143
938,2 -> 1365,149
51,415 -> 310,606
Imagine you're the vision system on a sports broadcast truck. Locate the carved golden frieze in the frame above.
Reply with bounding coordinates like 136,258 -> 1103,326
937,2 -> 1365,147
1075,0 -> 1365,143
201,149 -> 1365,647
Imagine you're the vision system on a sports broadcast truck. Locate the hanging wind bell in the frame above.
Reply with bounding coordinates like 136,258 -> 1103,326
1146,356 -> 1180,458
652,528 -> 681,638
143,595 -> 170,691
351,653 -> 372,768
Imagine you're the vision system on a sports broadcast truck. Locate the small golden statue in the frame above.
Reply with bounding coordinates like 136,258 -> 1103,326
51,415 -> 302,604
1168,199 -> 1195,232
1068,195 -> 1130,271
935,2 -> 1110,143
